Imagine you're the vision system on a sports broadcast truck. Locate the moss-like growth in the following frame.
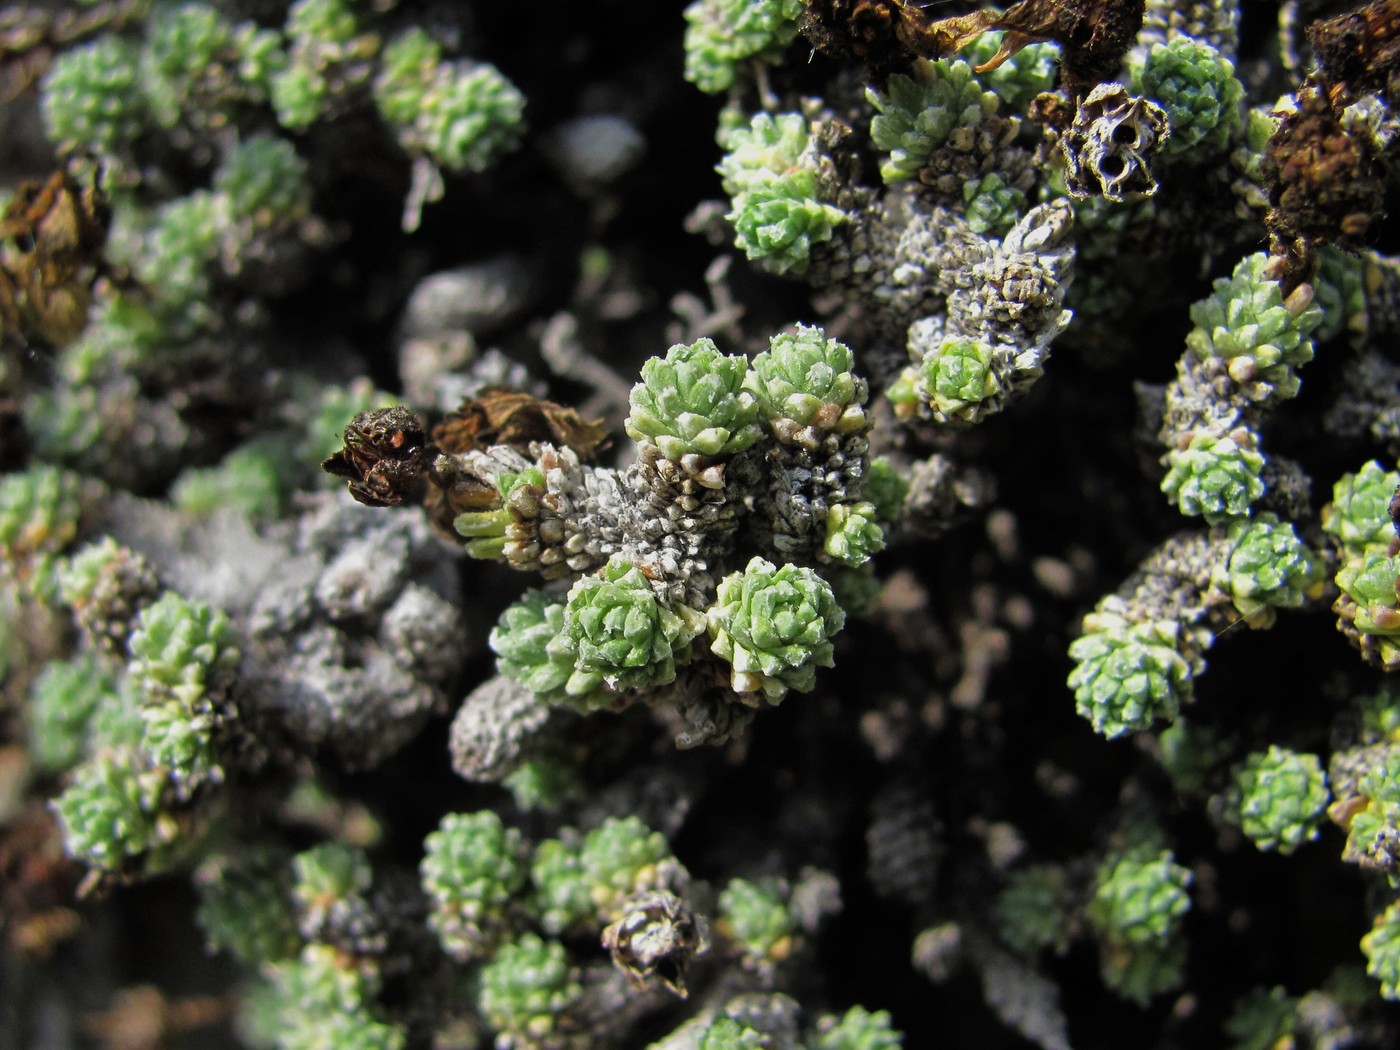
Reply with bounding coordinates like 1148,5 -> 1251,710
52,755 -> 166,871
1156,720 -> 1230,795
491,589 -> 606,710
1312,245 -> 1367,345
963,173 -> 1027,235
561,556 -> 705,693
137,192 -> 224,332
1216,513 -> 1324,626
41,37 -> 147,159
717,877 -> 794,966
1184,253 -> 1321,400
1223,986 -> 1298,1050
420,811 -> 526,961
683,0 -> 803,94
478,933 -> 583,1047
716,112 -> 846,276
717,111 -> 812,197
863,458 -> 909,525
530,836 -> 594,936
963,32 -> 1059,112
867,63 -> 1000,184
171,444 -> 286,521
502,757 -> 581,814
811,1006 -> 904,1050
729,185 -> 848,276
383,57 -> 526,174
1347,749 -> 1400,879
1336,554 -> 1400,665
124,591 -> 238,797
1090,849 -> 1193,945
1161,434 -> 1266,524
1364,900 -> 1400,1001
1099,935 -> 1188,1005
626,338 -> 763,460
918,336 -> 1000,422
1232,746 -> 1330,854
292,842 -> 372,934
1132,38 -> 1244,159
372,29 -> 441,127
140,3 -> 251,130
824,502 -> 885,568
995,865 -> 1073,957
747,325 -> 867,436
196,848 -> 301,965
697,1017 -> 766,1050
269,0 -> 375,131
580,816 -> 675,919
1324,461 -> 1400,556
215,133 -> 312,225
0,465 -> 86,564
1362,684 -> 1400,743
1068,619 -> 1194,738
1090,849 -> 1192,1004
58,537 -> 160,656
708,557 -> 845,701
127,590 -> 238,708
27,654 -> 116,774
259,943 -> 407,1050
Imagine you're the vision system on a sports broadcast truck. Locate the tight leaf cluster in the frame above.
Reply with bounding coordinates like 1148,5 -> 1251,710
1184,253 -> 1321,400
478,932 -> 584,1048
1364,901 -> 1400,1001
625,338 -> 762,459
716,112 -> 847,276
717,877 -> 794,967
1089,849 -> 1193,1004
422,811 -> 526,961
1068,618 -> 1194,738
1325,460 -> 1400,669
1231,746 -> 1330,854
373,30 -> 524,173
1347,750 -> 1400,882
867,63 -> 1000,184
1161,434 -> 1266,524
1132,38 -> 1244,159
747,325 -> 868,437
995,865 -> 1073,958
709,557 -> 844,702
258,944 -> 407,1050
41,0 -> 522,195
683,0 -> 803,94
451,326 -> 874,737
564,556 -> 706,693
1216,513 -> 1323,627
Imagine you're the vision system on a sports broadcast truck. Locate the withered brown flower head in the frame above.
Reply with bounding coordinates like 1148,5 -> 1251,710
432,388 -> 608,461
983,0 -> 1145,101
1309,0 -> 1400,109
798,0 -> 999,85
0,168 -> 110,349
1264,77 -> 1386,287
420,390 -> 607,543
798,0 -> 934,82
322,405 -> 429,507
601,890 -> 707,997
800,0 -> 1144,102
